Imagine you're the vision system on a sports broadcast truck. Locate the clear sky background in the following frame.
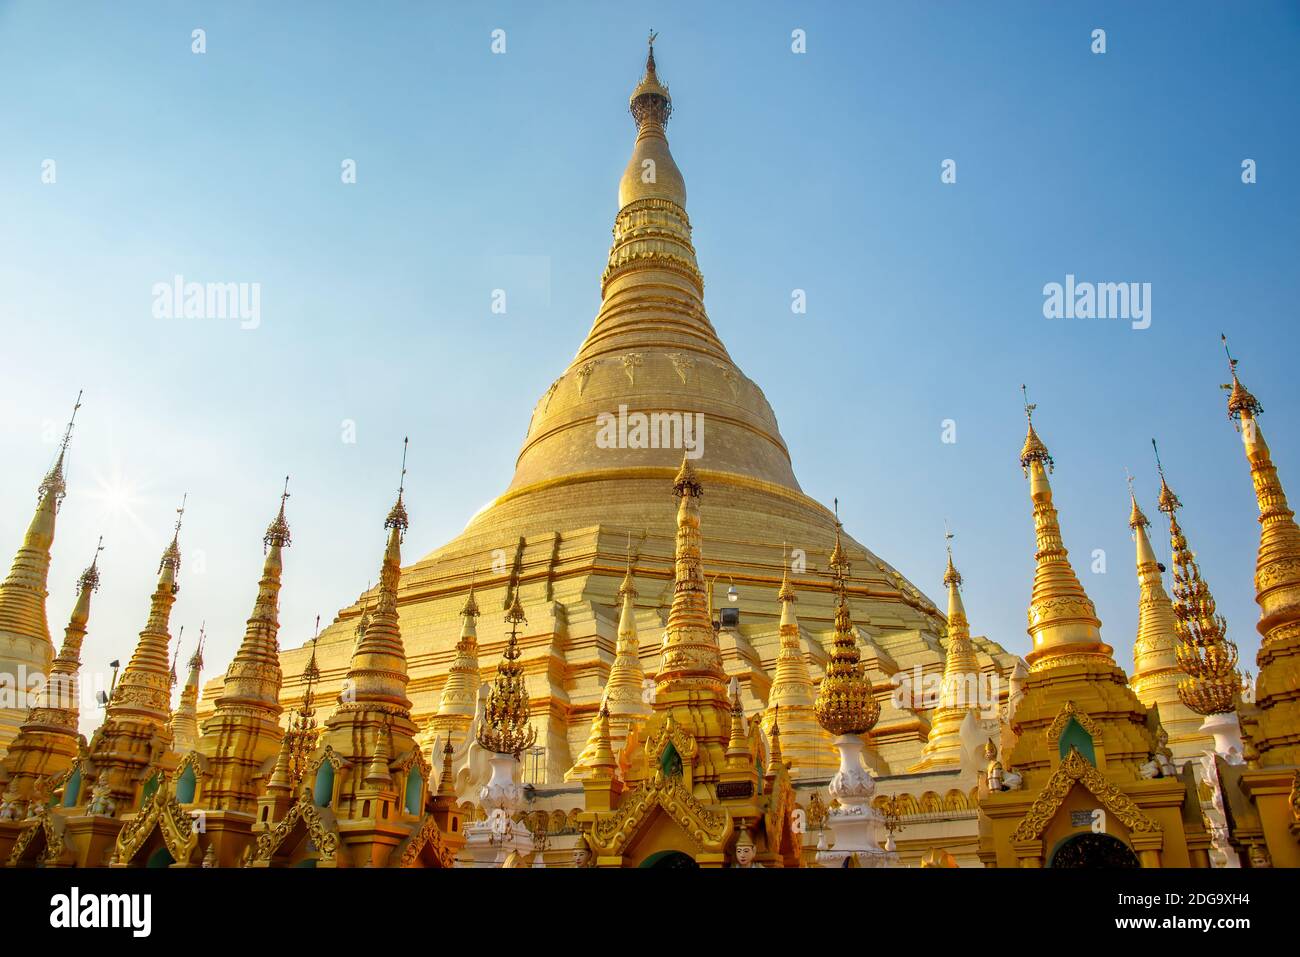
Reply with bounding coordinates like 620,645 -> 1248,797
2,2 -> 1297,733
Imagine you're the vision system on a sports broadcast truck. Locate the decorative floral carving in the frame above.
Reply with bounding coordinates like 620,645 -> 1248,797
575,361 -> 598,396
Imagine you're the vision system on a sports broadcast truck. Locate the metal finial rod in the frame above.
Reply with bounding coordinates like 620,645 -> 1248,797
197,620 -> 206,654
1020,384 -> 1036,421
649,29 -> 657,47
944,519 -> 954,557
1151,438 -> 1165,477
60,389 -> 84,454
174,493 -> 188,535
281,474 -> 291,506
398,436 -> 409,495
1125,466 -> 1136,493
91,535 -> 105,564
1221,332 -> 1238,375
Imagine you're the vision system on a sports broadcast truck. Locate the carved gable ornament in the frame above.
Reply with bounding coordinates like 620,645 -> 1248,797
587,773 -> 732,857
1044,700 -> 1103,747
1010,747 -> 1160,843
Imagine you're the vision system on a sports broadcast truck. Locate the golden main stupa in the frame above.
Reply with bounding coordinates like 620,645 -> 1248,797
0,39 -> 1297,870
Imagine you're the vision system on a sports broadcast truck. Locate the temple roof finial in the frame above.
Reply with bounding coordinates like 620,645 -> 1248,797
1019,385 -> 1053,474
79,536 -> 105,593
385,437 -> 410,536
39,389 -> 82,506
1126,468 -> 1149,529
630,30 -> 672,129
264,475 -> 292,552
943,522 -> 962,588
1153,439 -> 1181,514
1220,333 -> 1262,423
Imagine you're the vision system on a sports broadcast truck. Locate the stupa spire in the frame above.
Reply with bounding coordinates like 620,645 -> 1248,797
564,36 -> 726,370
1018,389 -> 1107,666
1221,337 -> 1300,766
171,622 -> 205,752
1126,471 -> 1183,710
604,532 -> 651,725
342,442 -> 413,712
760,543 -> 829,776
9,540 -> 101,737
0,539 -> 102,814
0,391 -> 83,751
195,478 -> 293,816
657,454 -> 727,695
434,572 -> 482,726
938,532 -> 979,708
105,498 -> 186,729
912,530 -> 982,770
1153,441 -> 1242,720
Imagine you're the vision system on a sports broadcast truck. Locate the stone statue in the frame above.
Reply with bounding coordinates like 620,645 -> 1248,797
0,787 -> 23,821
87,771 -> 117,818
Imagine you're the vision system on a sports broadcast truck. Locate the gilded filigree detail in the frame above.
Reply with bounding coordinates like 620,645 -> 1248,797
666,353 -> 694,385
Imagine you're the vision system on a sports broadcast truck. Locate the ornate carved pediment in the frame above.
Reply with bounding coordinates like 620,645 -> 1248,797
112,786 -> 200,866
170,750 -> 209,789
390,745 -> 431,780
250,793 -> 339,865
587,773 -> 732,857
6,807 -> 70,867
1044,701 -> 1103,747
644,713 -> 698,770
392,813 -> 454,868
305,744 -> 350,778
1010,747 -> 1161,843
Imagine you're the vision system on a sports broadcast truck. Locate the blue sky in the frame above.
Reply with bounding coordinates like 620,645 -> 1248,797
2,2 -> 1297,728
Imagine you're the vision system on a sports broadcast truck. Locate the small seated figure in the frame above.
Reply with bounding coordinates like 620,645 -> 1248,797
87,771 -> 117,818
1139,754 -> 1161,780
1000,767 -> 1023,791
0,787 -> 24,821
